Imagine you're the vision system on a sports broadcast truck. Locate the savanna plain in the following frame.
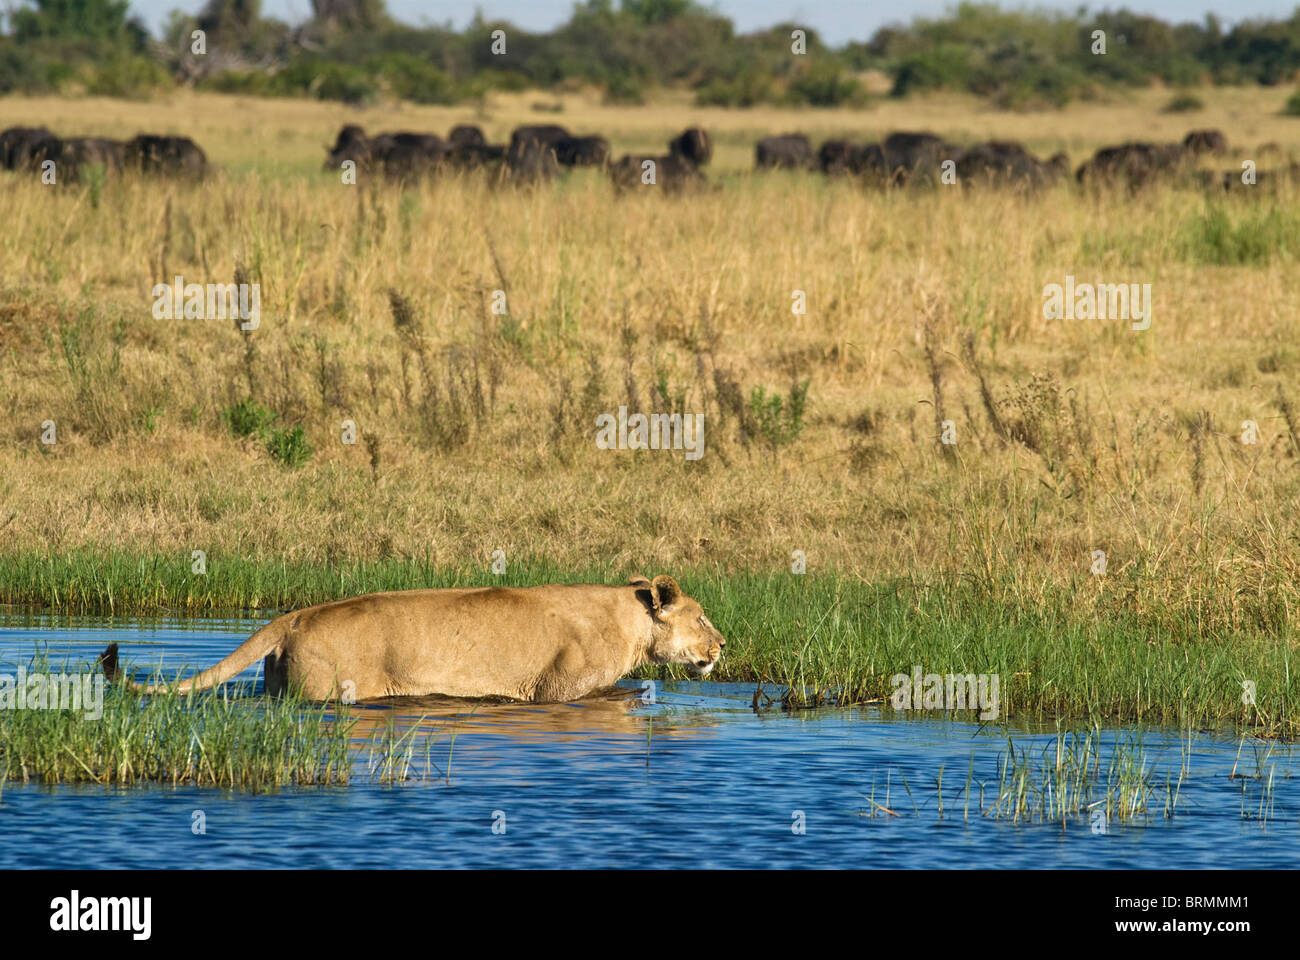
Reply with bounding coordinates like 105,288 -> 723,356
2,84 -> 1299,742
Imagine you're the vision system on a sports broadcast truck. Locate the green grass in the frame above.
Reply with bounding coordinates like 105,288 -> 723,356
1176,205 -> 1300,265
862,723 -> 1195,825
0,550 -> 1296,737
1,672 -> 320,790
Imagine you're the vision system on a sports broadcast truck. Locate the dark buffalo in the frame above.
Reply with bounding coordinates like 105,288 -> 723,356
1218,161 -> 1300,191
124,135 -> 208,178
1,126 -> 58,171
669,128 -> 712,167
31,137 -> 125,182
448,141 -> 507,170
818,139 -> 856,174
1076,141 -> 1190,188
324,126 -> 453,179
955,141 -> 1066,189
324,124 -> 374,171
449,125 -> 487,147
851,143 -> 888,178
554,135 -> 610,167
379,133 -> 452,180
818,140 -> 888,178
756,134 -> 814,170
509,125 -> 572,154
882,131 -> 957,185
610,153 -> 704,193
1183,129 -> 1227,155
388,132 -> 448,155
506,138 -> 560,182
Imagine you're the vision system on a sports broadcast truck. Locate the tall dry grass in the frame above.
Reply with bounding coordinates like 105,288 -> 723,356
2,87 -> 1300,645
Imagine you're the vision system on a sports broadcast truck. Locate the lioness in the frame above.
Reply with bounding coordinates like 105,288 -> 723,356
97,575 -> 725,702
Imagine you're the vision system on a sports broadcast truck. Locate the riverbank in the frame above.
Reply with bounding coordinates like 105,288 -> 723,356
1,552 -> 1293,736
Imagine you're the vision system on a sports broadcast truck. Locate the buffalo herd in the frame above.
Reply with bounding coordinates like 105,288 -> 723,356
323,122 -> 613,182
323,121 -> 713,191
0,126 -> 207,181
2,120 -> 1291,195
759,127 -> 1271,192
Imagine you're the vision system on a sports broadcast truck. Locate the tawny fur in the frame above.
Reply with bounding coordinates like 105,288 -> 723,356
98,575 -> 725,702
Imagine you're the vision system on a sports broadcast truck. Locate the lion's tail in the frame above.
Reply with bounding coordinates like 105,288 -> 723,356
98,618 -> 286,695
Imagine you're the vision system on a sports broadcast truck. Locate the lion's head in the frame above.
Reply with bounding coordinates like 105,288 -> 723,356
631,575 -> 726,676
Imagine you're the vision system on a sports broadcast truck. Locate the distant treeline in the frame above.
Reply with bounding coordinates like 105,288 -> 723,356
3,0 -> 1300,108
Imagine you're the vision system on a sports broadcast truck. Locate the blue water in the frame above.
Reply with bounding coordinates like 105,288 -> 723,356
1,611 -> 1297,868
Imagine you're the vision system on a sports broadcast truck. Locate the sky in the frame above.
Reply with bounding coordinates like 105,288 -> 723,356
120,1 -> 1299,42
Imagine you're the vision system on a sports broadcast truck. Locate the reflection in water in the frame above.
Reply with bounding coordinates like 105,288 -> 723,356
337,686 -> 719,745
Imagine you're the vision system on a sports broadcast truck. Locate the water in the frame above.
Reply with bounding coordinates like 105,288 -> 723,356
1,611 -> 1297,868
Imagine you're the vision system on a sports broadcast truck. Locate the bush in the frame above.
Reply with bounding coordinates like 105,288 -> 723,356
221,397 -> 275,438
786,62 -> 862,107
459,68 -> 528,100
83,54 -> 173,98
220,398 -> 312,467
271,58 -> 379,105
0,42 -> 59,94
264,424 -> 313,468
371,53 -> 457,104
1176,206 -> 1300,266
1162,91 -> 1204,113
694,69 -> 773,107
748,380 -> 810,448
890,44 -> 974,97
1285,88 -> 1300,117
602,72 -> 647,105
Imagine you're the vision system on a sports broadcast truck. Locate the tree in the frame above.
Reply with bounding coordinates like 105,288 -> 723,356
12,0 -> 140,43
621,0 -> 696,26
311,0 -> 388,31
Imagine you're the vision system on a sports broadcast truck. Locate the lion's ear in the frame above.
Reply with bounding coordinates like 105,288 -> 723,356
634,582 -> 660,615
651,575 -> 681,610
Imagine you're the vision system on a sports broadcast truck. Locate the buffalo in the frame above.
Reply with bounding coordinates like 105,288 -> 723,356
124,135 -> 207,178
818,139 -> 856,174
0,126 -> 58,171
323,125 -> 456,180
376,133 -> 453,181
756,134 -> 814,170
506,137 -> 560,182
1076,141 -> 1192,189
1183,129 -> 1227,155
610,153 -> 703,193
669,127 -> 712,167
447,141 -> 507,170
449,125 -> 487,147
509,125 -> 571,154
818,140 -> 887,178
881,131 -> 958,185
30,137 -> 125,182
955,141 -> 1068,189
554,135 -> 610,167
1215,161 -> 1300,191
324,124 -> 376,171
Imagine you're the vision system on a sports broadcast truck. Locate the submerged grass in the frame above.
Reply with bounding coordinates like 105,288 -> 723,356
864,723 -> 1294,828
0,657 -> 433,791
